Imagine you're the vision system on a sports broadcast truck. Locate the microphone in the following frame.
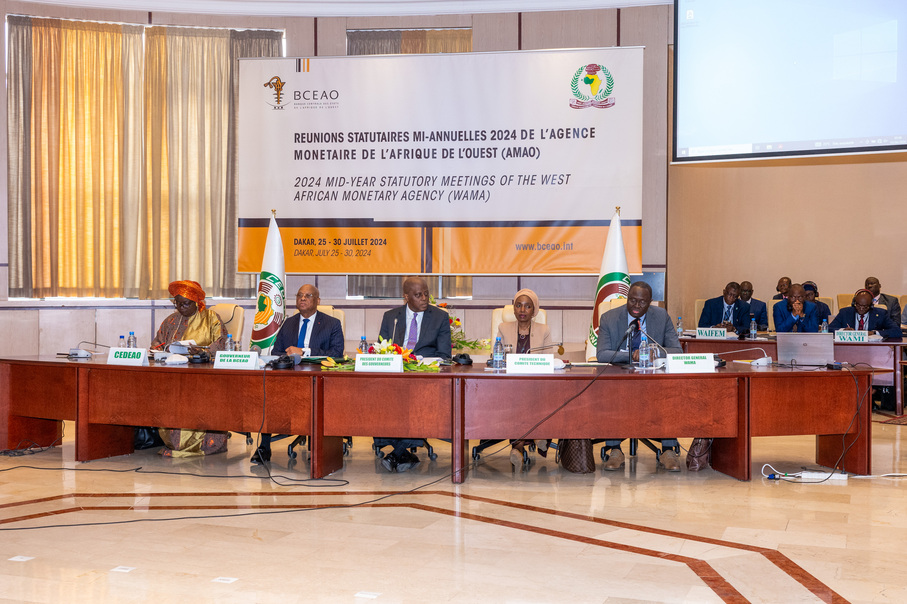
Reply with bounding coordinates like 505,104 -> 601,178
528,342 -> 565,355
78,340 -> 111,350
250,344 -> 262,354
392,317 -> 398,345
60,340 -> 112,358
606,319 -> 639,364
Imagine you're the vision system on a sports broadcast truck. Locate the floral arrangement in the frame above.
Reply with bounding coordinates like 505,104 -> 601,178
321,337 -> 439,372
434,301 -> 487,351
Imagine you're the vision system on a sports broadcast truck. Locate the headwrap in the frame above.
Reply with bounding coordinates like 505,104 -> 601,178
513,288 -> 540,317
168,280 -> 206,312
802,281 -> 818,293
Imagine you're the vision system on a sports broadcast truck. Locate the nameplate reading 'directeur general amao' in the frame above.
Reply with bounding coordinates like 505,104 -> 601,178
355,354 -> 404,373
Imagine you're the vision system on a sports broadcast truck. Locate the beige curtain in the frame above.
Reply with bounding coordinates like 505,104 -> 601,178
8,17 -> 143,297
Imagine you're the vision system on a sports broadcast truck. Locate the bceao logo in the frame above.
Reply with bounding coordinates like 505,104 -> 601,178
569,63 -> 616,109
263,75 -> 288,109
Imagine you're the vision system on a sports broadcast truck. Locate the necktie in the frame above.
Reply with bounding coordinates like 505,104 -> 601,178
723,306 -> 732,322
859,315 -> 865,330
629,319 -> 641,353
406,313 -> 419,349
297,318 -> 310,348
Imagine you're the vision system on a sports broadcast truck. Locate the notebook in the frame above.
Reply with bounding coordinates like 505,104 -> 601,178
776,333 -> 836,366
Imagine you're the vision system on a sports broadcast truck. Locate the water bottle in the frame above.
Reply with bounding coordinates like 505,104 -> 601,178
358,336 -> 368,353
118,335 -> 126,348
492,337 -> 505,370
126,331 -> 137,348
749,315 -> 757,340
676,316 -> 683,338
820,319 -> 828,333
225,334 -> 235,351
638,334 -> 650,368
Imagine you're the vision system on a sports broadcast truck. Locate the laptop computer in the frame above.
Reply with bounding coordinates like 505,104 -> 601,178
776,333 -> 836,366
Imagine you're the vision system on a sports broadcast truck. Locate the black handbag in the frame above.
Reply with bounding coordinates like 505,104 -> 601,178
134,427 -> 164,450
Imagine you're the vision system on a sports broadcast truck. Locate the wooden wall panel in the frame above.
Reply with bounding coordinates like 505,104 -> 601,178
519,9 -> 617,50
472,13 -> 518,52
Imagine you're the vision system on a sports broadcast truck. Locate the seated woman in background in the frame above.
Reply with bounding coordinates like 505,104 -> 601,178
151,280 -> 229,457
496,288 -> 553,468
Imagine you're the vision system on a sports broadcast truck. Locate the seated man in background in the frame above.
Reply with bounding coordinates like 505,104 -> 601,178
738,281 -> 768,331
596,281 -> 683,472
772,283 -> 818,332
829,289 -> 901,340
376,276 -> 452,473
253,283 -> 344,464
865,276 -> 901,325
698,281 -> 751,333
802,281 -> 832,325
772,276 -> 792,300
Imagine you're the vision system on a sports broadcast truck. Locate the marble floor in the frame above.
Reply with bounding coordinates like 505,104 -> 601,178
1,416 -> 905,604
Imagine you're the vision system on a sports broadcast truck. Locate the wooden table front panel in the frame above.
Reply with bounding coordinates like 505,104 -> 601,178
84,366 -> 313,435
1,360 -> 73,448
322,374 -> 453,437
749,373 -> 865,437
463,374 -> 740,440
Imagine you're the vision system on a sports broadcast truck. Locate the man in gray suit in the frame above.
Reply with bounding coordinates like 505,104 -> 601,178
595,281 -> 683,471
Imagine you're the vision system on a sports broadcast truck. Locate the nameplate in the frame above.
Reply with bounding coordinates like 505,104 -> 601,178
107,348 -> 149,366
214,351 -> 260,370
834,330 -> 868,343
696,327 -> 727,339
666,353 -> 715,373
506,354 -> 554,374
355,354 -> 403,373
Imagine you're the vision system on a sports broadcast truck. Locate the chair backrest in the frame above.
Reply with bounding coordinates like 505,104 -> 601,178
768,299 -> 783,332
317,305 -> 346,336
900,295 -> 907,318
694,299 -> 707,326
490,305 -> 547,341
211,303 -> 245,345
837,293 -> 853,314
817,296 -> 835,316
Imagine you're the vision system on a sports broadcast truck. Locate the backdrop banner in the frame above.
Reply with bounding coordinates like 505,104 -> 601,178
237,48 -> 643,274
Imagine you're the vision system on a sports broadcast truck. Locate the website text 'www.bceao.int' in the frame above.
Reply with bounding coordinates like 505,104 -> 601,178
514,241 -> 574,252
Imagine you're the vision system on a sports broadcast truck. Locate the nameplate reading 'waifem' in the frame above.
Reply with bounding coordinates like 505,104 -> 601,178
696,327 -> 727,339
355,354 -> 403,373
106,348 -> 149,366
834,330 -> 868,343
214,351 -> 260,370
666,353 -> 715,374
506,354 -> 555,374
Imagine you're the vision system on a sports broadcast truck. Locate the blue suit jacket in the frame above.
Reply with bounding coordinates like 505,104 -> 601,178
379,305 -> 452,359
698,297 -> 751,332
829,307 -> 902,340
814,300 -> 832,324
746,298 -> 769,330
272,311 -> 345,356
773,300 -> 819,333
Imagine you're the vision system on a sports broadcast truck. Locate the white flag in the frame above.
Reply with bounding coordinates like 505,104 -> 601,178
250,212 -> 286,353
585,208 -> 631,361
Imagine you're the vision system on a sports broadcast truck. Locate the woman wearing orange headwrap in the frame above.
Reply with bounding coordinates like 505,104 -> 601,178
152,280 -> 230,457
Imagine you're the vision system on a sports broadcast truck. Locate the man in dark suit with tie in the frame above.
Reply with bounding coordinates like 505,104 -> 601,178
595,281 -> 683,472
376,276 -> 452,473
829,289 -> 901,339
698,281 -> 751,333
738,281 -> 768,331
253,283 -> 344,464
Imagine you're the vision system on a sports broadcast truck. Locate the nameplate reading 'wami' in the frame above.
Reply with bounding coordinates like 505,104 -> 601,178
834,330 -> 868,343
696,327 -> 727,339
506,354 -> 555,374
666,353 -> 715,374
106,348 -> 149,366
213,351 -> 260,370
355,354 -> 403,373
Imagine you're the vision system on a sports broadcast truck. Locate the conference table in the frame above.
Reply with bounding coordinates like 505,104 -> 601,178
681,336 -> 906,415
1,355 -> 875,482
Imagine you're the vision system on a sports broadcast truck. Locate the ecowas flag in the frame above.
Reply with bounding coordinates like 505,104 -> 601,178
251,212 -> 287,353
585,207 -> 631,361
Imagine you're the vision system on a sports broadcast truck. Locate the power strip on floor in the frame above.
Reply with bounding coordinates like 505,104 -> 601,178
799,471 -> 848,481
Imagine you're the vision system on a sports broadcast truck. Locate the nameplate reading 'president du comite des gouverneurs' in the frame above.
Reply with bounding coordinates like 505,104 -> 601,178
696,327 -> 727,339
107,348 -> 149,366
355,354 -> 404,373
214,351 -> 260,370
834,330 -> 868,343
666,353 -> 715,374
